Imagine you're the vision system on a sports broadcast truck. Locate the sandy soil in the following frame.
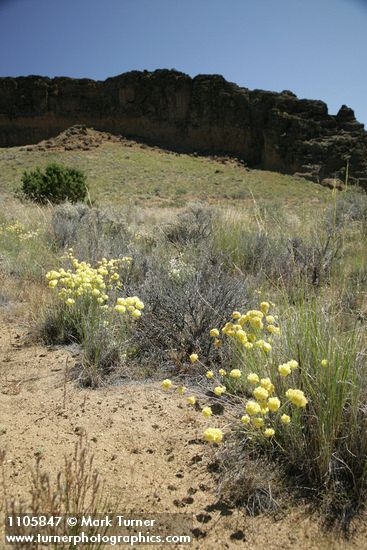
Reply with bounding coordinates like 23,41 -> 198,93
0,305 -> 366,549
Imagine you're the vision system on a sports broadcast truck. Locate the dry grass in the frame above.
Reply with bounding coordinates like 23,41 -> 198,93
1,435 -> 113,549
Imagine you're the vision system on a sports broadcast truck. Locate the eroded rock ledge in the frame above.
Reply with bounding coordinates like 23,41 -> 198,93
0,69 -> 366,185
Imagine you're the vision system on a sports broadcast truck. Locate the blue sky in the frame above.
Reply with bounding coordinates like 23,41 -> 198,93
0,0 -> 366,125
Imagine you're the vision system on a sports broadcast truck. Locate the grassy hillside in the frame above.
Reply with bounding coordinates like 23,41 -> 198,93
0,139 -> 331,209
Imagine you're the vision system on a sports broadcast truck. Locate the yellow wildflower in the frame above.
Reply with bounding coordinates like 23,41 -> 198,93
210,328 -> 220,337
264,428 -> 275,437
237,331 -> 248,345
161,379 -> 172,390
187,396 -> 196,405
250,317 -> 263,330
260,378 -> 275,394
206,371 -> 214,379
281,414 -> 291,424
219,369 -> 227,377
253,386 -> 269,401
203,428 -> 223,444
222,322 -> 234,335
253,417 -> 264,428
267,397 -> 281,412
288,360 -> 298,371
286,388 -> 308,408
278,363 -> 292,377
232,311 -> 241,319
239,314 -> 248,325
214,386 -> 226,396
262,341 -> 272,353
247,373 -> 259,384
229,369 -> 241,379
189,353 -> 198,364
241,414 -> 251,425
46,270 -> 60,280
246,400 -> 261,416
247,310 -> 264,319
202,406 -> 213,418
267,325 -> 280,335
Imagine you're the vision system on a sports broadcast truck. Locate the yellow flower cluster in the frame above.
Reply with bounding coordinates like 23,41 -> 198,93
46,253 -> 143,318
241,365 -> 308,436
0,220 -> 39,241
115,296 -> 144,319
278,360 -> 298,377
210,301 -> 280,358
229,369 -> 241,379
160,299 -> 308,446
203,428 -> 223,444
285,388 -> 308,408
202,406 -> 213,418
161,379 -> 172,390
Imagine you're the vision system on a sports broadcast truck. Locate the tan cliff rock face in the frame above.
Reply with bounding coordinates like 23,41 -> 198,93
0,69 -> 366,186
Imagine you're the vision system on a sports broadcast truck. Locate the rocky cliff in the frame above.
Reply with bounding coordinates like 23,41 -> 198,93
0,69 -> 366,185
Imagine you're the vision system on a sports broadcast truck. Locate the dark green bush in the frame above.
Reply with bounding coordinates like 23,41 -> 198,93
21,163 -> 87,203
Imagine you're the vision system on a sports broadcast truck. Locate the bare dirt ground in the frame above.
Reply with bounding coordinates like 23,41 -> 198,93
1,304 -> 366,549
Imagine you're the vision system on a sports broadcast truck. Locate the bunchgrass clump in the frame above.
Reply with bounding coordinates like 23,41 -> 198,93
161,297 -> 367,530
212,211 -> 342,293
273,302 -> 367,527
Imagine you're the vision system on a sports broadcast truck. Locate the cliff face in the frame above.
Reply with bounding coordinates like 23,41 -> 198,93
0,69 -> 366,185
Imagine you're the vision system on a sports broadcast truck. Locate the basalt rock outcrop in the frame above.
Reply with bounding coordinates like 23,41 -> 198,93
0,69 -> 366,186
